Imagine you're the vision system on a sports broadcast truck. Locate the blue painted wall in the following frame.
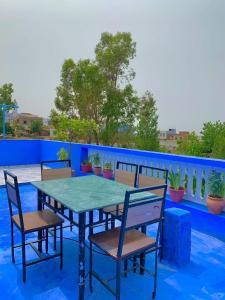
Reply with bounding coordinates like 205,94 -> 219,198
40,140 -> 84,174
0,140 -> 41,166
1,139 -> 224,169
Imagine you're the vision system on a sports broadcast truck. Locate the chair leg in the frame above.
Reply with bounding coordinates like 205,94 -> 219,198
54,226 -> 57,250
21,233 -> 26,283
111,216 -> 115,229
116,261 -> 121,300
140,226 -> 146,274
124,259 -> 128,278
89,211 -> 94,236
11,221 -> 15,263
89,241 -> 93,293
105,213 -> 109,231
60,225 -> 63,270
152,250 -> 158,299
159,222 -> 164,262
69,210 -> 73,232
133,256 -> 137,272
45,229 -> 48,253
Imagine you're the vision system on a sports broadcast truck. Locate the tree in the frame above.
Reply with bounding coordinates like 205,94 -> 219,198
95,32 -> 136,86
0,83 -> 17,133
30,119 -> 43,134
52,32 -> 139,146
176,132 -> 203,157
51,114 -> 97,143
73,59 -> 105,131
54,59 -> 77,118
95,32 -> 138,145
201,121 -> 225,157
136,91 -> 160,151
212,135 -> 225,159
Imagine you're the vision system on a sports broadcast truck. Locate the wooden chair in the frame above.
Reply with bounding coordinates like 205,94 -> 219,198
41,160 -> 74,230
102,161 -> 138,229
89,184 -> 167,300
4,170 -> 64,283
138,165 -> 168,269
138,165 -> 168,192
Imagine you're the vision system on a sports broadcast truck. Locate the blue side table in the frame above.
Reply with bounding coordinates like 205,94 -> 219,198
163,207 -> 191,267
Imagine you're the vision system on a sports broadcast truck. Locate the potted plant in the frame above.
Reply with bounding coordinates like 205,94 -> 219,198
81,159 -> 92,173
57,147 -> 68,160
91,153 -> 102,176
103,162 -> 113,179
206,171 -> 225,214
168,171 -> 185,202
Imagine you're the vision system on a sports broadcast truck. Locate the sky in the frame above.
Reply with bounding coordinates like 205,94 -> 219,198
0,0 -> 224,132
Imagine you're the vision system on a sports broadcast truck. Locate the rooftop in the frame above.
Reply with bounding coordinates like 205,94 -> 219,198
0,139 -> 224,300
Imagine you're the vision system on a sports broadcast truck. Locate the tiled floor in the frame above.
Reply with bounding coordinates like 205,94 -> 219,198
0,164 -> 41,185
0,184 -> 225,300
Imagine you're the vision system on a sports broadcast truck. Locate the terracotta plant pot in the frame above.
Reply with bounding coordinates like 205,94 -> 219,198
93,166 -> 102,176
206,195 -> 225,214
81,164 -> 92,173
169,187 -> 185,202
103,169 -> 113,179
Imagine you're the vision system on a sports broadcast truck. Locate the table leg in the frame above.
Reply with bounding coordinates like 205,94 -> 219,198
78,212 -> 86,300
37,190 -> 43,252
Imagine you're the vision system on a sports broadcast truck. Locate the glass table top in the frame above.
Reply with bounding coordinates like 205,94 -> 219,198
32,175 -> 136,213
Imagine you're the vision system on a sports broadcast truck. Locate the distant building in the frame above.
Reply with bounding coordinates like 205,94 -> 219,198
159,129 -> 190,151
14,113 -> 43,129
177,131 -> 190,140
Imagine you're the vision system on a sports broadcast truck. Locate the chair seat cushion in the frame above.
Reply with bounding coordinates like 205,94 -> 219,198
12,210 -> 64,233
89,227 -> 155,259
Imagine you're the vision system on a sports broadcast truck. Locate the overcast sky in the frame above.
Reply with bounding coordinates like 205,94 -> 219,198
0,0 -> 224,132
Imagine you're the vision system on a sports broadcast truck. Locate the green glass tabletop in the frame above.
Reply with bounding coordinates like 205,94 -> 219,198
32,175 -> 136,213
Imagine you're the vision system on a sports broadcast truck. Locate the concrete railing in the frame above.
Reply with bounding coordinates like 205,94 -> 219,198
0,139 -> 224,207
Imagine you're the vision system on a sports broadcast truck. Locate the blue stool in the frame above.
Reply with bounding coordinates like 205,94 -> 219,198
163,208 -> 191,267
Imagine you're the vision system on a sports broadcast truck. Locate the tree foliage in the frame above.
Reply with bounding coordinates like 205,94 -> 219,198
176,122 -> 225,159
0,83 -> 17,134
30,119 -> 43,134
136,91 -> 160,151
201,121 -> 225,157
52,32 -> 139,146
51,114 -> 97,143
176,132 -> 203,157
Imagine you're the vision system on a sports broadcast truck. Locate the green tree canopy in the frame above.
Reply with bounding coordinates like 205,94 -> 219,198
135,91 -> 160,151
201,121 -> 225,157
30,119 -> 43,134
52,32 -> 139,146
176,132 -> 203,157
51,114 -> 97,143
0,83 -> 17,134
54,59 -> 77,118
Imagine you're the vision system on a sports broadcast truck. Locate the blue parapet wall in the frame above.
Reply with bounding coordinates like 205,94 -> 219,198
0,140 -> 41,166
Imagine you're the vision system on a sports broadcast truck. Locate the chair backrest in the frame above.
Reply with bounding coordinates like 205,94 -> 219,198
4,170 -> 24,229
138,165 -> 168,197
117,184 -> 167,257
41,160 -> 72,181
115,161 -> 138,187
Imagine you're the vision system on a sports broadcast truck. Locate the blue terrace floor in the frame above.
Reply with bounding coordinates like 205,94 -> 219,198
0,184 -> 225,300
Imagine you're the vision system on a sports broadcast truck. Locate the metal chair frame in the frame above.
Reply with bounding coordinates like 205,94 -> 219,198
4,170 -> 63,283
89,184 -> 167,300
103,161 -> 138,229
138,164 -> 168,265
138,165 -> 169,185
